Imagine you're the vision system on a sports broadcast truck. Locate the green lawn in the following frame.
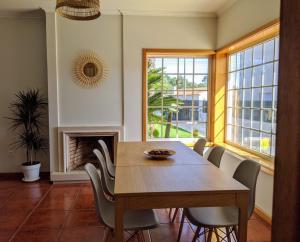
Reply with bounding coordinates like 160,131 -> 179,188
148,123 -> 193,138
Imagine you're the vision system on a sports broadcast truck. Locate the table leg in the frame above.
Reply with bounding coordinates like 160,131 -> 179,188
115,197 -> 125,242
237,193 -> 249,242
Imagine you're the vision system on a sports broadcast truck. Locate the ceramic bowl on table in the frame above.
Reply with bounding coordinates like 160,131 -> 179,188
144,149 -> 176,159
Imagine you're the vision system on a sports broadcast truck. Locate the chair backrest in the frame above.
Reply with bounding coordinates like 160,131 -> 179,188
233,160 -> 261,218
207,146 -> 225,168
193,138 -> 206,156
93,149 -> 114,197
84,163 -> 113,227
98,139 -> 115,178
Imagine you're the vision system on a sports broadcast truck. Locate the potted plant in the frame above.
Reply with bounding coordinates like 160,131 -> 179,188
6,89 -> 48,182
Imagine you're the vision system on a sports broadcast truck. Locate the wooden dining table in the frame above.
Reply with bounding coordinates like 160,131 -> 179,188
114,141 -> 249,241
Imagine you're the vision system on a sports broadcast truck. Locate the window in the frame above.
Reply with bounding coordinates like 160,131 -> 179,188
226,36 -> 279,157
144,52 -> 211,142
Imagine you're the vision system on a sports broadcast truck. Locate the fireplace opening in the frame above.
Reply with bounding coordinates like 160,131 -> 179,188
68,135 -> 116,171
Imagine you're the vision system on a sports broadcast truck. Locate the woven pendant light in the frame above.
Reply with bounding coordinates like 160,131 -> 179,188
56,0 -> 101,21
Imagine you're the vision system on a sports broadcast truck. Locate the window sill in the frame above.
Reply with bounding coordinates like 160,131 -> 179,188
214,142 -> 274,176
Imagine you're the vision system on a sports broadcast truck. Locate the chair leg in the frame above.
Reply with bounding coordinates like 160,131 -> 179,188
140,231 -> 146,242
177,213 -> 185,242
103,227 -> 112,242
171,208 -> 180,223
226,227 -> 232,242
136,231 -> 145,242
192,226 -> 201,242
233,225 -> 238,240
126,231 -> 139,242
214,228 -> 220,242
207,228 -> 213,242
169,208 -> 173,218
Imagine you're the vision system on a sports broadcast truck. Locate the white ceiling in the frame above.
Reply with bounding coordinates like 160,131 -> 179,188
0,0 -> 238,17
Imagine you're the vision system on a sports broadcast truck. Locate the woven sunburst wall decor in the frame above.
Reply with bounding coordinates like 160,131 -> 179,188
73,52 -> 108,88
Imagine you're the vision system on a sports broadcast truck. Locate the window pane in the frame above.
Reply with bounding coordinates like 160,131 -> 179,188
185,59 -> 194,73
252,109 -> 261,130
177,75 -> 185,89
251,130 -> 260,151
185,75 -> 193,89
244,48 -> 253,68
227,90 -> 234,108
236,52 -> 244,70
242,108 -> 251,128
243,89 -> 251,108
179,58 -> 185,74
253,44 -> 263,65
261,132 -> 271,155
236,71 -> 244,89
194,58 -> 208,73
178,122 -> 192,138
163,74 -> 177,90
242,128 -> 251,148
228,72 -> 236,89
227,125 -> 234,142
262,109 -> 272,133
148,124 -> 162,138
235,126 -> 243,144
271,135 -> 276,156
252,66 -> 263,87
263,63 -> 273,86
148,92 -> 161,106
275,37 -> 279,60
193,107 -> 207,122
274,61 -> 279,85
164,58 -> 178,73
178,90 -> 192,107
236,89 -> 243,107
263,39 -> 275,63
272,110 -> 277,133
194,75 -> 208,88
262,87 -> 273,108
193,123 -> 207,138
148,108 -> 162,123
193,91 -> 208,106
236,108 -> 242,126
227,107 -> 234,125
149,58 -> 162,70
162,107 -> 177,122
162,91 -> 177,107
161,123 -> 177,138
230,54 -> 237,71
252,88 -> 262,108
244,69 -> 252,88
178,108 -> 192,122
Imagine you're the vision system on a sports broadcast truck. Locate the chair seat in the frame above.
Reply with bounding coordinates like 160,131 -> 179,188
184,207 -> 239,228
104,205 -> 159,231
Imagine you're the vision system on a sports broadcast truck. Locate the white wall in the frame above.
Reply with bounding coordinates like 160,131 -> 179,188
204,149 -> 274,217
217,0 -> 281,48
0,15 -> 49,172
123,16 -> 217,140
56,15 -> 123,127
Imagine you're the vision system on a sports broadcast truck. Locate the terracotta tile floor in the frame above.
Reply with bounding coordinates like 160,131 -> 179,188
0,180 -> 271,242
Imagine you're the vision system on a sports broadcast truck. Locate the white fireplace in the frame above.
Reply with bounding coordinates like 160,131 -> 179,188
51,126 -> 123,182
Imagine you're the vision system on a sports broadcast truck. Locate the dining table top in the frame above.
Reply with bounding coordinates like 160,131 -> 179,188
114,141 -> 248,196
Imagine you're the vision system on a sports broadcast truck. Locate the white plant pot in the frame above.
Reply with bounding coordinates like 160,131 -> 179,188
21,162 -> 41,182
